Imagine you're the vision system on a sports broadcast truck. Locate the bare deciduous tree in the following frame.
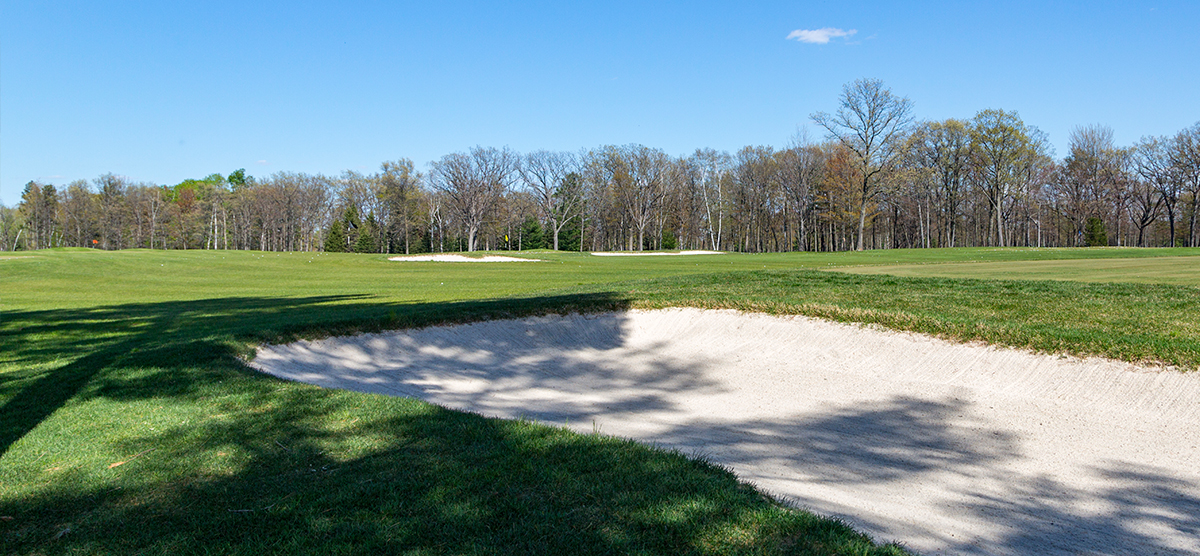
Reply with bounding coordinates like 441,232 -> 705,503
429,146 -> 517,251
603,145 -> 670,251
732,146 -> 779,252
0,204 -> 23,251
909,119 -> 971,247
19,181 -> 58,249
776,133 -> 824,251
1134,136 -> 1182,247
1059,125 -> 1125,245
95,174 -> 129,250
60,180 -> 97,247
379,159 -> 421,254
519,150 -> 580,250
1169,123 -> 1200,246
969,109 -> 1048,247
1126,173 -> 1165,247
689,148 -> 732,250
812,78 -> 914,250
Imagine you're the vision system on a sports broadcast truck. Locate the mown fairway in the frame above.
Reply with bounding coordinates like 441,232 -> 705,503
831,248 -> 1200,286
3,247 -> 1199,555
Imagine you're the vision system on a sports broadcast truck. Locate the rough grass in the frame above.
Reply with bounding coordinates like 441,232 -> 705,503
3,246 -> 1199,555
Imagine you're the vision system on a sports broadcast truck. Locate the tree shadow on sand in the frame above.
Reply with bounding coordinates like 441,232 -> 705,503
651,397 -> 1200,556
253,312 -> 730,426
945,462 -> 1200,555
244,310 -> 1200,555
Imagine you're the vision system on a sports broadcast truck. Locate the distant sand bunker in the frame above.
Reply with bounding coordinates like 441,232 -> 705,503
388,254 -> 540,262
590,250 -> 723,256
253,308 -> 1200,555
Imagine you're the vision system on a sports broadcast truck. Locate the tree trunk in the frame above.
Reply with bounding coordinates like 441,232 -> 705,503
995,204 -> 1005,247
1189,196 -> 1199,247
857,205 -> 867,251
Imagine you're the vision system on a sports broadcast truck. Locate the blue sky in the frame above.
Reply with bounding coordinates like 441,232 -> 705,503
2,1 -> 1198,206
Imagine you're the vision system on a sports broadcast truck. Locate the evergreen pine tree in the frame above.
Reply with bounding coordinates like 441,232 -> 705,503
355,213 -> 379,253
519,216 -> 545,250
324,220 -> 346,252
661,228 -> 677,250
558,216 -> 582,251
342,206 -> 360,249
1084,216 -> 1108,247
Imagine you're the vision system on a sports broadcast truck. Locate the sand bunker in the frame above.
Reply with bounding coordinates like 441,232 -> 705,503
252,309 -> 1200,555
590,250 -> 723,256
388,254 -> 540,262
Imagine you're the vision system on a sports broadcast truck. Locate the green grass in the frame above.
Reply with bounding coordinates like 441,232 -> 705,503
3,246 -> 1199,554
830,249 -> 1200,286
631,270 -> 1200,368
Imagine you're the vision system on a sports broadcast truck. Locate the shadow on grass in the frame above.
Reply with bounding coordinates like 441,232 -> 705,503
3,392 -> 895,554
0,292 -> 629,457
0,291 -> 905,554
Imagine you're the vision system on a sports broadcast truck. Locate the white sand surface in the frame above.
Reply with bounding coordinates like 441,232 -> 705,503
388,254 -> 540,262
590,250 -> 723,256
252,309 -> 1200,555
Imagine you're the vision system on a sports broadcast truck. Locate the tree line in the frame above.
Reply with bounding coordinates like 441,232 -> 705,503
5,79 -> 1199,253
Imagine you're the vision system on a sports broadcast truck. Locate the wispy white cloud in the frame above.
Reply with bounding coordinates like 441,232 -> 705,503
786,27 -> 857,44
256,160 -> 269,165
